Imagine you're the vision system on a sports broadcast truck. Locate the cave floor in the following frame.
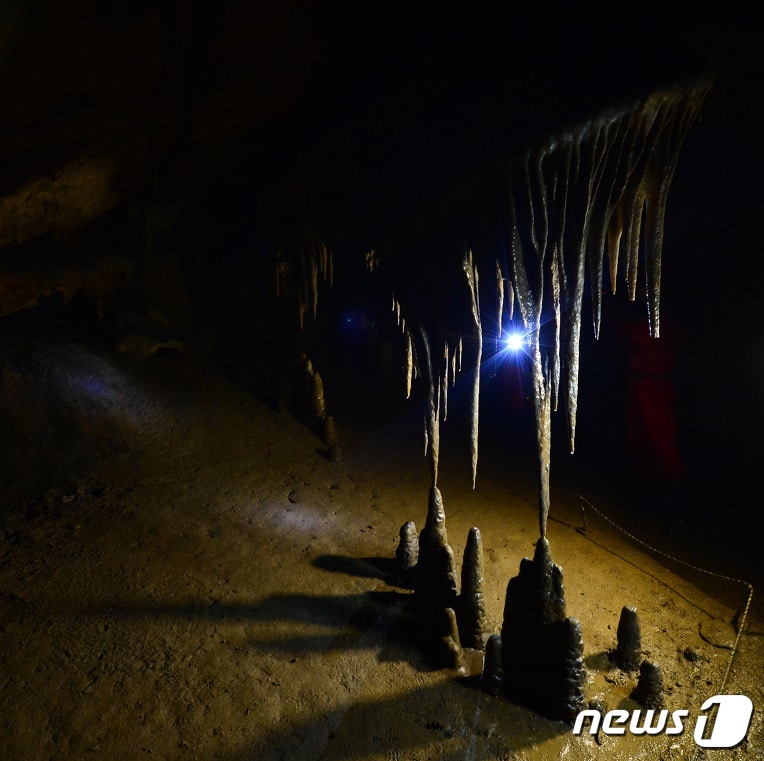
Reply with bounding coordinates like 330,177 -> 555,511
1,336 -> 762,761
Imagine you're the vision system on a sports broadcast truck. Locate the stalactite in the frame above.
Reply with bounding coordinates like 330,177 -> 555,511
419,327 -> 440,488
533,350 -> 552,537
319,242 -> 327,282
441,341 -> 449,422
496,259 -> 504,337
607,204 -> 623,294
283,76 -> 713,546
551,246 -> 561,413
275,260 -> 289,299
405,330 -> 413,399
463,251 -> 482,489
311,252 -> 319,322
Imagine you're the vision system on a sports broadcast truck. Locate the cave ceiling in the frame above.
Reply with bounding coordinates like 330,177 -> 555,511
0,2 -> 746,265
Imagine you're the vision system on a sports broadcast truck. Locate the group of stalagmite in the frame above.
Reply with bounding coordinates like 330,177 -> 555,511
294,353 -> 342,462
397,487 -> 488,672
395,500 -> 665,723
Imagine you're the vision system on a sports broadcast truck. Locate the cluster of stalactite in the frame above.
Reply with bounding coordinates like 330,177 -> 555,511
274,76 -> 708,726
274,76 -> 712,536
274,241 -> 334,331
366,75 -> 713,538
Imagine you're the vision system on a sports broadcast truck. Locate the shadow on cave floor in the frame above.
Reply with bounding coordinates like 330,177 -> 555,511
73,591 -> 574,759
313,554 -> 405,588
218,686 -> 573,761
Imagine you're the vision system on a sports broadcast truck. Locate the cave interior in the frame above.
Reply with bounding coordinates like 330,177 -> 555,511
1,4 -> 764,760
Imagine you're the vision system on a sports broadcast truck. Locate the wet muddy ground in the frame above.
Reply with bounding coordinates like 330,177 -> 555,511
1,337 -> 762,760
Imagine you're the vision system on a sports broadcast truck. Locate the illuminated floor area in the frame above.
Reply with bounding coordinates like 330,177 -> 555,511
1,340 -> 762,760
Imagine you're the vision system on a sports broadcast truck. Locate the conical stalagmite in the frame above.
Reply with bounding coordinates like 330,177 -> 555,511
502,536 -> 566,629
481,633 -> 504,697
631,661 -> 665,711
415,486 -> 457,613
551,617 -> 587,723
395,521 -> 419,588
437,607 -> 466,671
501,537 -> 586,723
311,370 -> 326,422
458,527 -> 488,650
614,605 -> 642,671
322,415 -> 338,446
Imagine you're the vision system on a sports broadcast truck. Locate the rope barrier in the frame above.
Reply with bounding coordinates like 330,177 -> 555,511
569,490 -> 755,759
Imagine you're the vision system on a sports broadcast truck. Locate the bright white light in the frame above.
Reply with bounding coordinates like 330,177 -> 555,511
504,332 -> 525,352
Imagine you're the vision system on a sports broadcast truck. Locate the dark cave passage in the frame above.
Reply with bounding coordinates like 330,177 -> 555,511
1,4 -> 763,760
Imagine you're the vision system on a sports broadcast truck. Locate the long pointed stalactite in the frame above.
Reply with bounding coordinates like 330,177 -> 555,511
277,75 -> 714,541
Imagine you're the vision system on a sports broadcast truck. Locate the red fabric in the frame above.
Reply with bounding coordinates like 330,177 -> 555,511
620,316 -> 686,481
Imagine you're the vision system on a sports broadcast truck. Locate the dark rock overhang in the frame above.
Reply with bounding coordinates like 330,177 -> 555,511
0,2 -> 734,258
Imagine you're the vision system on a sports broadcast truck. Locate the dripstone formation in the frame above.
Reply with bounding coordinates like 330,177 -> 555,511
500,537 -> 586,723
395,521 -> 419,589
438,607 -> 466,671
614,605 -> 642,671
481,634 -> 504,697
395,499 -> 588,719
458,527 -> 488,651
631,661 -> 665,711
414,486 -> 458,613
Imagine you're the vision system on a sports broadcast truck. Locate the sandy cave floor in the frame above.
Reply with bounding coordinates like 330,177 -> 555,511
1,336 -> 763,761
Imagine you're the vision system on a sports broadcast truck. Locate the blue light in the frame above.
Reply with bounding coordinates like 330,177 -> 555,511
504,332 -> 525,352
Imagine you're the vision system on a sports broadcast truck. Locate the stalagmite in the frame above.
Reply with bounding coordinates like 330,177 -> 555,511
458,527 -> 488,650
438,607 -> 466,671
501,537 -> 586,722
312,370 -> 326,422
395,520 -> 419,588
481,634 -> 504,697
614,605 -> 642,671
415,485 -> 457,612
631,661 -> 665,711
552,617 -> 587,723
322,414 -> 338,446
